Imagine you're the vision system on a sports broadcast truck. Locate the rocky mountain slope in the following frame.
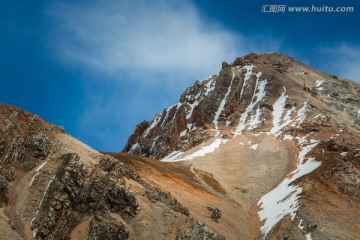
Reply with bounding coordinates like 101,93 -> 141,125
0,104 -> 226,240
1,52 -> 360,240
124,53 -> 360,239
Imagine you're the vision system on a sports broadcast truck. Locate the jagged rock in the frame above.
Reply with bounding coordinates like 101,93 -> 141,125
222,61 -> 229,69
31,153 -> 139,239
176,219 -> 225,240
145,187 -> 190,217
0,177 -> 8,207
324,161 -> 360,200
88,215 -> 128,240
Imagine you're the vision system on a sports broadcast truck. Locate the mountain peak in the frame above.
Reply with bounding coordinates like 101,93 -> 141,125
122,53 -> 360,239
124,53 -> 359,160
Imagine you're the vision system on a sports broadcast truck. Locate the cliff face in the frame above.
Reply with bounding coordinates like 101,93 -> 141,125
123,53 -> 360,239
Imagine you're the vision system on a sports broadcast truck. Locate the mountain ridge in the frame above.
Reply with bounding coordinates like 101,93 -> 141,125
124,52 -> 360,160
1,52 -> 360,239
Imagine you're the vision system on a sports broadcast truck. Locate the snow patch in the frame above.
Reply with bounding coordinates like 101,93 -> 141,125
205,78 -> 215,96
250,144 -> 258,150
305,233 -> 313,240
316,79 -> 324,91
240,65 -> 254,98
283,135 -> 294,140
269,90 -> 309,135
161,138 -> 228,162
258,137 -> 321,237
270,91 -> 288,134
292,102 -> 308,127
298,219 -> 304,230
340,152 -> 348,157
161,151 -> 183,162
129,142 -> 139,152
178,139 -> 228,161
248,107 -> 262,130
180,130 -> 187,137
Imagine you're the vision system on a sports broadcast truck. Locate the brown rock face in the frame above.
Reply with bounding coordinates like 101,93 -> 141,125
0,104 -> 225,240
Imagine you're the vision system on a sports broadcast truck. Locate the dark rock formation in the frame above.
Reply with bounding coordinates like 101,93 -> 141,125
88,215 -> 128,240
207,207 -> 222,223
324,161 -> 360,200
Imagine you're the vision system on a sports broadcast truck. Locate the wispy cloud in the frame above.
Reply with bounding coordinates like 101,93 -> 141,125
318,43 -> 360,82
47,0 -> 242,84
45,0 -> 286,150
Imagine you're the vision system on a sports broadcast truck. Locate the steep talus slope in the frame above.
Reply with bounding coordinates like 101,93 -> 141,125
125,53 -> 360,239
0,104 -> 226,240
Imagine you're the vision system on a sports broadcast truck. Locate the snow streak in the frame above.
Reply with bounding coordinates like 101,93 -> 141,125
32,174 -> 56,237
258,136 -> 321,238
29,161 -> 48,187
144,114 -> 162,136
239,65 -> 254,98
269,89 -> 309,135
213,70 -> 235,131
235,72 -> 267,134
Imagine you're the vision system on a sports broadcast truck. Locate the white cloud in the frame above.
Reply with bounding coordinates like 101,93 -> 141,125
47,0 -> 241,83
46,0 -> 286,151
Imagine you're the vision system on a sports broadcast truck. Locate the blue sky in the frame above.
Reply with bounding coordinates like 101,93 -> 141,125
1,0 -> 359,151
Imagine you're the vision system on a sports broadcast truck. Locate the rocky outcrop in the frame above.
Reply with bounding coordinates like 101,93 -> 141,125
88,215 -> 128,240
176,219 -> 226,240
145,187 -> 190,216
324,161 -> 360,200
0,104 -> 226,240
30,152 -> 140,239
